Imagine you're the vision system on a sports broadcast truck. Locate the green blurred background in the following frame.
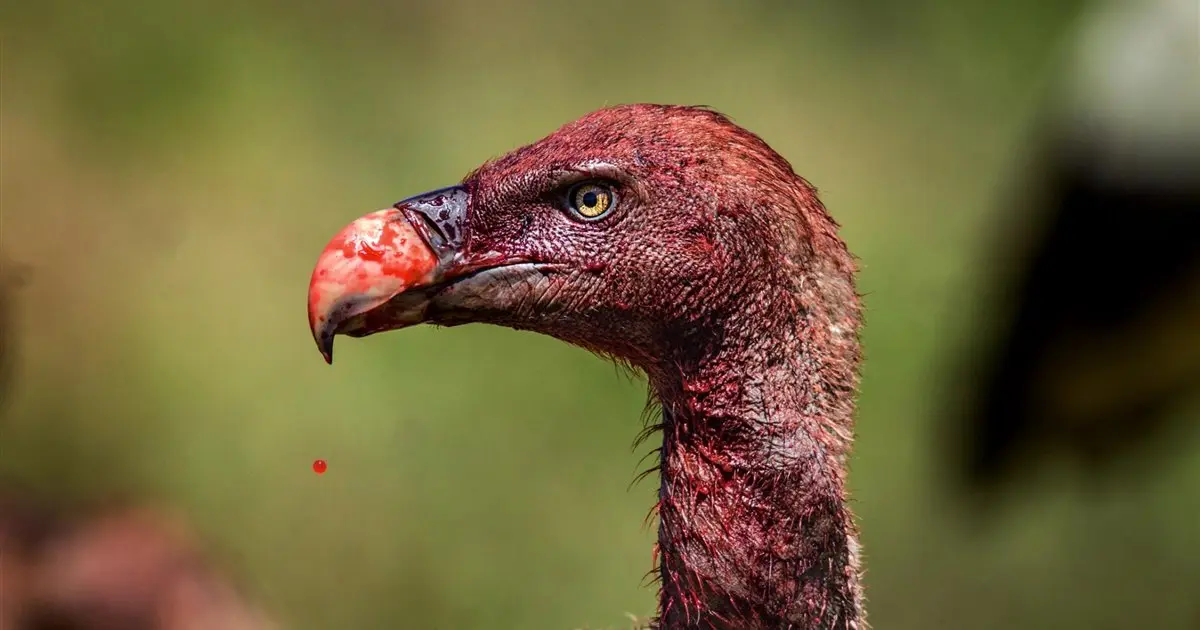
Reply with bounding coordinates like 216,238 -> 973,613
2,0 -> 1198,628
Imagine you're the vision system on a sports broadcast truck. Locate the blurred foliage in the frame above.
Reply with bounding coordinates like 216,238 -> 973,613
1,0 -> 1198,628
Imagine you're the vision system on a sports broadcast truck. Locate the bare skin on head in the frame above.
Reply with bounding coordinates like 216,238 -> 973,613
308,104 -> 865,630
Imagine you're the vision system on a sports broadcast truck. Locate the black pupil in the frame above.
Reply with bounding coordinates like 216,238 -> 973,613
582,191 -> 598,208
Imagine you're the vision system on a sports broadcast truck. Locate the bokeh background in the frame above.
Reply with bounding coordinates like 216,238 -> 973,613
2,0 -> 1198,628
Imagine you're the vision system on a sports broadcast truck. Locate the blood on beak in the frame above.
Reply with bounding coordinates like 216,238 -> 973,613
306,207 -> 440,364
308,186 -> 472,361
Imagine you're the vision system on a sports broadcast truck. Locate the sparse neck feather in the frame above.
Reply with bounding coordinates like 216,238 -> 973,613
647,272 -> 864,630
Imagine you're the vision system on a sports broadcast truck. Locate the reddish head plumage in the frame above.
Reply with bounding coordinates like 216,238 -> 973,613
308,104 -> 864,629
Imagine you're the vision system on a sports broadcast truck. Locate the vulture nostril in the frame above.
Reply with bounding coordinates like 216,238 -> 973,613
405,208 -> 450,250
393,186 -> 470,255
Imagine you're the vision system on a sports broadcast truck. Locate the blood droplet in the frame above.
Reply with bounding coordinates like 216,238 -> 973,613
312,459 -> 327,475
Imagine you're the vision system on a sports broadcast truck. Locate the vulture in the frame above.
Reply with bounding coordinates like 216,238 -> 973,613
308,104 -> 866,629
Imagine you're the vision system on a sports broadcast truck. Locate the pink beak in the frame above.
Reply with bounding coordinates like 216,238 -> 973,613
307,207 -> 440,364
308,186 -> 473,363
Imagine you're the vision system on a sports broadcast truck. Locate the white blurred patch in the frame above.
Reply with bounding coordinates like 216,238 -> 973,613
1065,0 -> 1200,181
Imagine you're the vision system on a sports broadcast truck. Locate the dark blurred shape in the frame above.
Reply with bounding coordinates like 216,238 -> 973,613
947,0 -> 1200,494
0,258 -> 27,414
0,492 -> 277,630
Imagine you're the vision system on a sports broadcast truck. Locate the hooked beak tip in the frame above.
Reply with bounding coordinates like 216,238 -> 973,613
309,315 -> 335,364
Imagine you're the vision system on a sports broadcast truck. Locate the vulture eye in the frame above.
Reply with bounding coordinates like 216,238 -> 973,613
567,182 -> 616,220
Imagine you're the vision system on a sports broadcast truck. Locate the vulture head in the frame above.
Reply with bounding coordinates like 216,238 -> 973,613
308,104 -> 864,630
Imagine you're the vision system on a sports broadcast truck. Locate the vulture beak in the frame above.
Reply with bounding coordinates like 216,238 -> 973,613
306,186 -> 480,364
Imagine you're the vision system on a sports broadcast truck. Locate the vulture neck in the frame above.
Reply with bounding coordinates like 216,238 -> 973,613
648,287 -> 863,629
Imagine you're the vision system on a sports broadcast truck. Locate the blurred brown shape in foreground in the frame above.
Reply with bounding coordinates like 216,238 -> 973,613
0,265 -> 276,630
0,493 -> 277,630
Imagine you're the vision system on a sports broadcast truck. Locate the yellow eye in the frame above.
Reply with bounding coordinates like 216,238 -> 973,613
569,183 -> 615,219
